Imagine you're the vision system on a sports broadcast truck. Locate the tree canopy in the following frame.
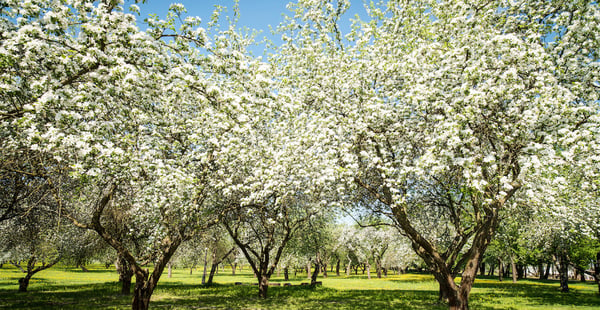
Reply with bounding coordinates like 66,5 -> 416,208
1,1 -> 599,310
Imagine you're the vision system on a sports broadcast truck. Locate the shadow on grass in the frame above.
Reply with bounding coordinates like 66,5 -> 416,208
0,278 -> 597,310
0,282 -> 131,310
152,283 -> 449,310
468,279 -> 599,309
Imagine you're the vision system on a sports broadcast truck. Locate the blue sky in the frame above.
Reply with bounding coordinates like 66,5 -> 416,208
134,1 -> 366,55
137,0 -> 290,34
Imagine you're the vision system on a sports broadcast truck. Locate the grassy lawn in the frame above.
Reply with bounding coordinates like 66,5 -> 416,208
0,265 -> 598,309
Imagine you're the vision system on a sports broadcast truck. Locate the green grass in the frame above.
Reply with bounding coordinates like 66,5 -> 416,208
0,265 -> 598,309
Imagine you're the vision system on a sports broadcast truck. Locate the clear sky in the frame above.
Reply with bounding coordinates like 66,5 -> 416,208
137,0 -> 290,34
134,0 -> 365,55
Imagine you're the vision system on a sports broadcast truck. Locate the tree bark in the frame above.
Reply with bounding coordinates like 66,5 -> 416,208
307,261 -> 311,279
116,255 -> 133,295
498,258 -> 504,282
310,261 -> 320,286
346,255 -> 351,276
558,250 -> 569,293
258,273 -> 269,299
575,266 -> 585,282
479,262 -> 485,276
18,275 -> 31,293
488,262 -> 495,276
201,249 -> 208,285
541,263 -> 551,280
517,264 -> 525,279
284,267 -> 289,281
335,259 -> 341,276
510,254 -> 518,283
595,251 -> 600,295
131,269 -> 152,310
207,262 -> 218,285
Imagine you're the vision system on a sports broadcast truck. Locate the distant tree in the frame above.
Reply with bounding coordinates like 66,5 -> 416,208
222,195 -> 322,297
0,205 -> 63,292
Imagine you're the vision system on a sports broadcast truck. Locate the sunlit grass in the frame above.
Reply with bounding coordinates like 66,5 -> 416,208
0,264 -> 598,309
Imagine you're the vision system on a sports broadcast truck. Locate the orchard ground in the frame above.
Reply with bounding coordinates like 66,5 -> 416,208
0,265 -> 598,309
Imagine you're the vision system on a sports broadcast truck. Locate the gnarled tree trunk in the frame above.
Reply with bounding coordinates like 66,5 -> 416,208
558,250 -> 570,293
116,255 -> 133,295
12,255 -> 60,293
310,260 -> 320,286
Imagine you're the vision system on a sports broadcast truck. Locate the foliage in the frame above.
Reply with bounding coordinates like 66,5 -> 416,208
1,0 -> 599,308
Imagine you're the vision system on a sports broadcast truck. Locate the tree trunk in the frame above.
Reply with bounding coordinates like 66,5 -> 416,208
366,261 -> 371,279
335,259 -> 340,276
435,273 -> 469,310
479,262 -> 485,276
129,246 -> 180,310
346,255 -> 351,276
322,263 -> 328,278
307,261 -> 311,279
121,276 -> 132,296
376,260 -> 382,279
559,251 -> 569,293
595,251 -> 600,295
517,264 -> 525,279
76,183 -> 184,310
576,267 -> 586,282
231,263 -> 236,276
498,258 -> 503,282
13,255 -> 60,293
201,249 -> 208,285
167,262 -> 172,278
510,254 -> 518,283
18,275 -> 31,293
207,262 -> 218,285
310,261 -> 320,286
116,255 -> 133,295
119,262 -> 133,294
541,263 -> 551,280
284,267 -> 289,281
258,273 -> 269,298
131,269 -> 152,310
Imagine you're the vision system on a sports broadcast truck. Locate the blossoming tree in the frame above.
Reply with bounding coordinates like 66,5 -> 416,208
274,0 -> 599,309
0,1 -> 254,309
